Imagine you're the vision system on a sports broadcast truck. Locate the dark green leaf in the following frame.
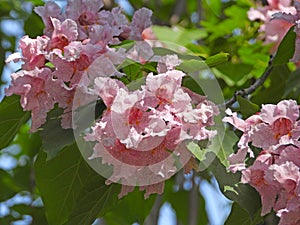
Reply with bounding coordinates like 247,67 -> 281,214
0,169 -> 20,201
284,68 -> 300,98
66,177 -> 120,225
0,95 -> 30,150
273,26 -> 296,65
35,142 -> 118,225
103,189 -> 155,225
217,63 -> 253,86
11,204 -> 48,225
237,96 -> 259,118
24,11 -> 43,38
252,64 -> 289,105
225,202 -> 262,225
38,107 -> 74,160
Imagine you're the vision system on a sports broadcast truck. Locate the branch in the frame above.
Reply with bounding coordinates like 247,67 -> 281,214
224,56 -> 274,108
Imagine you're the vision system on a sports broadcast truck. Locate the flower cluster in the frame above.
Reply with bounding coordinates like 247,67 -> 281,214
85,65 -> 219,198
5,0 -> 220,198
5,0 -> 152,131
223,100 -> 300,225
247,0 -> 295,53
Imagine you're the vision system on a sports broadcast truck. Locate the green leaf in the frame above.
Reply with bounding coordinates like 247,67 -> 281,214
252,64 -> 289,105
35,142 -> 118,225
38,107 -> 75,160
209,157 -> 262,221
284,68 -> 300,98
217,63 -> 253,86
193,129 -> 238,169
225,203 -> 262,225
24,11 -> 43,38
215,129 -> 239,167
186,141 -> 207,162
66,177 -> 120,225
103,189 -> 155,225
273,26 -> 296,65
11,204 -> 48,225
152,25 -> 207,46
0,169 -> 20,201
237,96 -> 259,118
0,95 -> 30,150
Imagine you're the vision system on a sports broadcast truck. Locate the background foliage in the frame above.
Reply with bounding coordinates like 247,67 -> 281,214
0,0 -> 298,225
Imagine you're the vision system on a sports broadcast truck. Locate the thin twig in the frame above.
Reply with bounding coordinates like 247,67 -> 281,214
223,56 -> 274,108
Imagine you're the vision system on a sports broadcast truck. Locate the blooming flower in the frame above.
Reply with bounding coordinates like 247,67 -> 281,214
248,0 -> 295,53
6,0 -> 153,131
85,69 -> 219,198
224,99 -> 300,224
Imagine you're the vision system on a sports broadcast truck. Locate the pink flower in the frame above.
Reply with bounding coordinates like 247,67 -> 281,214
6,35 -> 49,71
157,55 -> 182,73
248,0 -> 295,53
224,100 -> 300,223
129,8 -> 153,41
86,69 -> 218,198
223,100 -> 300,172
242,151 -> 279,215
49,17 -> 78,51
5,68 -> 55,132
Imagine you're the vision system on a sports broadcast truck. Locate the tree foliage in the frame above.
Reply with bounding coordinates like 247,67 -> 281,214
0,0 -> 299,225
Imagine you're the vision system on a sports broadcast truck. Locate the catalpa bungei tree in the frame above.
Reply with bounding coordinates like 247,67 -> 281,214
1,0 -> 300,224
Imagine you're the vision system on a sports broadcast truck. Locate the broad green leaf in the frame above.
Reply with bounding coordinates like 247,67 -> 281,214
35,142 -> 118,225
284,68 -> 300,98
273,26 -> 296,65
103,189 -> 155,225
24,11 -> 43,38
38,107 -> 74,160
217,63 -> 253,86
237,96 -> 259,118
225,203 -> 262,225
0,95 -> 30,150
66,177 -> 120,225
